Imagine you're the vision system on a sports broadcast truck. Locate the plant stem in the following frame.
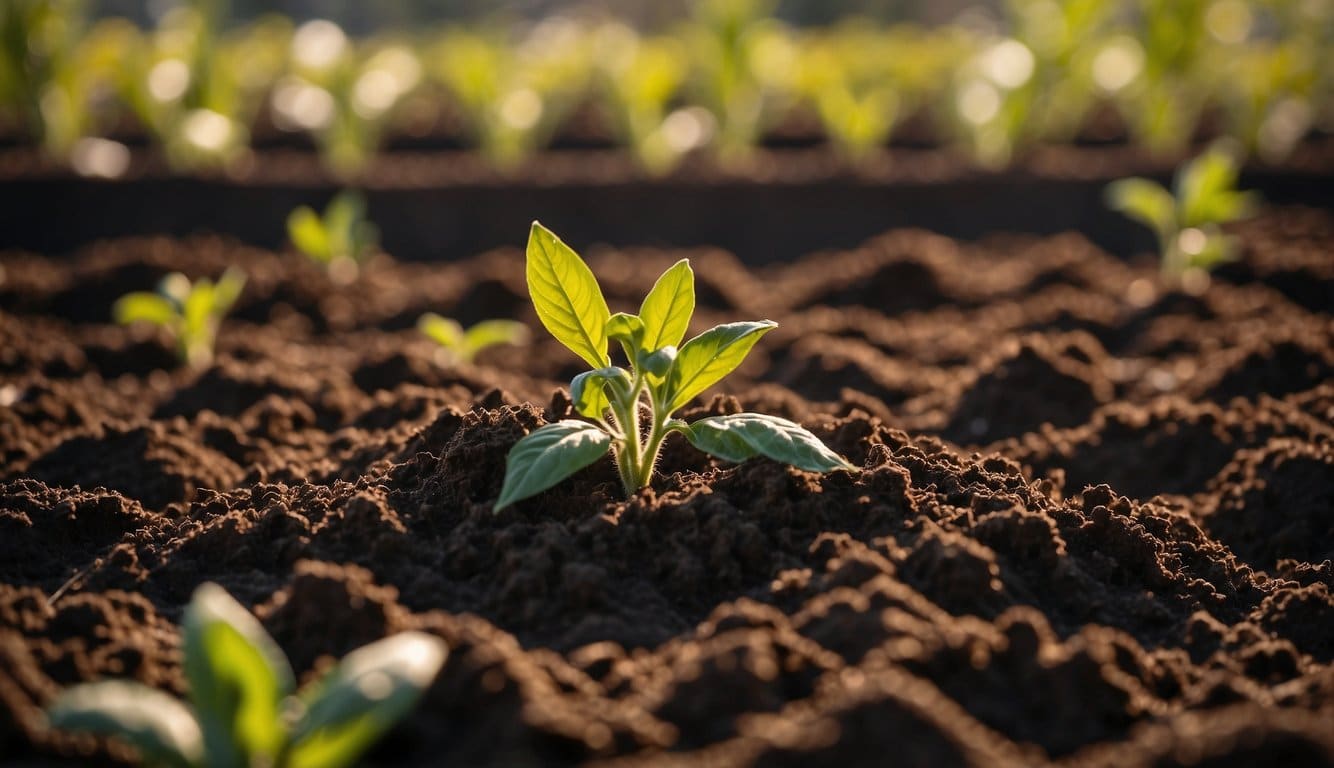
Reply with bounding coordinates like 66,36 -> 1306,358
611,374 -> 673,497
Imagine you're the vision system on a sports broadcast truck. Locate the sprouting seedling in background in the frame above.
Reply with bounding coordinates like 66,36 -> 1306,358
417,313 -> 529,364
495,223 -> 856,511
45,582 -> 447,768
1105,141 -> 1259,285
286,190 -> 379,283
113,268 -> 246,369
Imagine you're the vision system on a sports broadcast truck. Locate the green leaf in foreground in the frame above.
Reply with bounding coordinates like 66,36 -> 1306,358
46,681 -> 203,768
683,413 -> 858,473
45,583 -> 448,768
495,420 -> 613,510
286,632 -> 448,768
526,222 -> 611,369
183,583 -> 295,764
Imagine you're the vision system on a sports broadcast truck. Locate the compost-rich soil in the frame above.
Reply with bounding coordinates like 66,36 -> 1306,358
1,207 -> 1333,766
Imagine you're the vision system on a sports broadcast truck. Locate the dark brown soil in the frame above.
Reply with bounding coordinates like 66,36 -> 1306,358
1,208 -> 1332,766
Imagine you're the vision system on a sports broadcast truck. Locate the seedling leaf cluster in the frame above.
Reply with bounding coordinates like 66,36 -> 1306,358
1106,141 -> 1259,283
495,223 -> 855,511
287,190 -> 379,281
418,314 -> 529,363
46,583 -> 446,768
113,268 -> 246,368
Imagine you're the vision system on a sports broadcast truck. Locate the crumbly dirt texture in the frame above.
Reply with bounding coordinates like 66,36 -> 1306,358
1,208 -> 1332,766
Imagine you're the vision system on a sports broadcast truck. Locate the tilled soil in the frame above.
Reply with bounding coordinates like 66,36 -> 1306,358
1,207 -> 1332,766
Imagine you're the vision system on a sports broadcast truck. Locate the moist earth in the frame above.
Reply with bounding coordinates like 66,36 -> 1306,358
1,207 -> 1332,766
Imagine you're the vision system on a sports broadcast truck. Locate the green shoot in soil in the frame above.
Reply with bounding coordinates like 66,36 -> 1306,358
113,268 -> 245,369
287,190 -> 379,283
1105,141 -> 1259,285
45,583 -> 446,768
495,222 -> 856,511
418,313 -> 529,363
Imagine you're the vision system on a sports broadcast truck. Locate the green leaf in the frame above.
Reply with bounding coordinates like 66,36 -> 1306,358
418,313 -> 465,351
570,367 -> 630,419
325,191 -> 368,262
526,222 -> 611,369
641,345 -> 677,381
183,582 -> 295,766
288,205 -> 331,262
638,259 -> 695,351
494,420 -> 612,511
113,292 -> 177,327
46,681 -> 203,768
1105,178 -> 1175,242
684,413 -> 857,473
212,268 -> 247,314
605,312 -> 645,346
464,320 -> 529,357
286,632 -> 447,768
665,321 -> 776,412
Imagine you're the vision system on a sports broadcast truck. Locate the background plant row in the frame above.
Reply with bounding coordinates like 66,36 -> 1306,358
3,0 -> 1331,177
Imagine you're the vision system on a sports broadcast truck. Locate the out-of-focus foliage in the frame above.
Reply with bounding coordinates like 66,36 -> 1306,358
3,0 -> 1327,175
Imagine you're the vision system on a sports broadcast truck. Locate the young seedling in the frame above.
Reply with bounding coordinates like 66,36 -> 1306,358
287,190 -> 379,282
1105,141 -> 1259,285
417,313 -> 529,363
495,223 -> 856,511
113,268 -> 246,369
45,582 -> 446,768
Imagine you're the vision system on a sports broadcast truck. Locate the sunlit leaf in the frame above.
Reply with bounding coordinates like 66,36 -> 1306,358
183,583 -> 295,766
46,681 -> 203,768
526,222 -> 611,369
494,420 -> 612,511
684,413 -> 856,472
665,321 -> 775,412
287,632 -> 447,768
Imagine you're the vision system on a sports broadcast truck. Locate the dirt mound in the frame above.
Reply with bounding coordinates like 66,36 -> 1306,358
1,210 -> 1332,766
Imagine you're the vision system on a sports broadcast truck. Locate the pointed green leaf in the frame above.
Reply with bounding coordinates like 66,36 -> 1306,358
495,420 -> 612,511
639,259 -> 695,351
526,222 -> 611,369
665,321 -> 776,412
570,367 -> 630,419
183,583 -> 295,766
287,632 -> 447,768
288,205 -> 331,262
1105,178 -> 1174,242
418,313 -> 466,351
212,268 -> 247,314
463,320 -> 529,358
113,292 -> 177,327
684,413 -> 857,473
46,681 -> 203,768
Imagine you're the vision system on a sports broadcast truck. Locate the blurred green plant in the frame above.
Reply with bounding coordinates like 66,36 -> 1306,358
1105,141 -> 1259,284
113,268 -> 246,368
592,23 -> 693,175
948,0 -> 1117,166
1105,0 -> 1244,157
273,19 -> 423,177
46,582 -> 447,768
0,0 -> 121,161
680,0 -> 797,163
429,20 -> 591,170
287,190 -> 379,282
417,314 -> 529,363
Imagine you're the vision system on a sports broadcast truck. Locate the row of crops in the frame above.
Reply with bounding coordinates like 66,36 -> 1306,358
3,0 -> 1331,177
